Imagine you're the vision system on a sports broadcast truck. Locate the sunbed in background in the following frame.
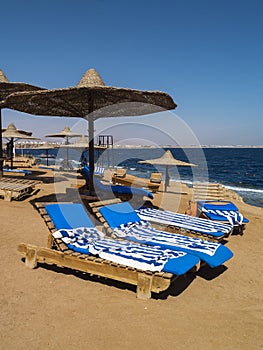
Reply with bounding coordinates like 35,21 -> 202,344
81,165 -> 154,201
3,168 -> 32,176
111,171 -> 161,193
189,182 -> 249,233
0,177 -> 41,201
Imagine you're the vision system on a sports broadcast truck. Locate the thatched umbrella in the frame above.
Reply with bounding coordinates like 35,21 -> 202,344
37,142 -> 58,166
2,123 -> 39,168
45,126 -> 82,144
0,69 -> 44,176
1,68 -> 176,193
45,126 -> 82,167
60,135 -> 106,168
139,150 -> 197,192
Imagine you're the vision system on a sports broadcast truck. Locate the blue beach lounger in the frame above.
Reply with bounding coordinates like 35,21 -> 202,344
99,202 -> 234,268
44,203 -> 199,275
3,168 -> 32,176
197,200 -> 249,227
81,166 -> 154,200
136,207 -> 233,241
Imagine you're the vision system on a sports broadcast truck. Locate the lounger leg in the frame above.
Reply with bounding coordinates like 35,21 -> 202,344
25,247 -> 37,269
136,273 -> 153,300
4,190 -> 12,201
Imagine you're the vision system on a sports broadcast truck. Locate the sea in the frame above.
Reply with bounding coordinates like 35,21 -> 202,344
18,147 -> 263,209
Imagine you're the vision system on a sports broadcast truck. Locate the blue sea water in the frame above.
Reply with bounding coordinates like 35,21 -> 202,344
19,147 -> 263,208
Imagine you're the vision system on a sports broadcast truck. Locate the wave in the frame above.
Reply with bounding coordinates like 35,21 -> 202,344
170,178 -> 263,195
225,185 -> 263,194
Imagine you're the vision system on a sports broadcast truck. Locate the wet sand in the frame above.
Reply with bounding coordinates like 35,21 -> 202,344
0,168 -> 262,349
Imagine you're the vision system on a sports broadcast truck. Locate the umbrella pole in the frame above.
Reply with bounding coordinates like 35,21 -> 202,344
88,114 -> 95,195
65,136 -> 69,168
10,137 -> 14,169
46,149 -> 49,166
0,109 -> 3,178
165,165 -> 169,192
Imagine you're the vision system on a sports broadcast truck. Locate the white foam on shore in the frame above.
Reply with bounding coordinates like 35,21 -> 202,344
225,185 -> 263,194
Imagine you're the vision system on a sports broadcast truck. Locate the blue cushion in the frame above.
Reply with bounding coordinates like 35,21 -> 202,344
45,203 -> 94,229
199,201 -> 238,211
99,202 -> 141,229
163,253 -> 199,275
124,232 -> 234,268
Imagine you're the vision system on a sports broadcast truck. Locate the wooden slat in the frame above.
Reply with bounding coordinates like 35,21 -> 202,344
193,182 -> 225,201
18,243 -> 174,299
0,178 -> 41,201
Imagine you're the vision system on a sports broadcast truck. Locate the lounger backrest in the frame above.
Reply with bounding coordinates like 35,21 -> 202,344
45,203 -> 94,229
150,173 -> 162,183
114,168 -> 126,178
193,182 -> 225,201
99,202 -> 141,229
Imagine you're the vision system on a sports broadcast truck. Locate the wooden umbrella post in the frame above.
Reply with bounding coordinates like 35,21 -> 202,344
0,109 -> 3,178
88,109 -> 95,195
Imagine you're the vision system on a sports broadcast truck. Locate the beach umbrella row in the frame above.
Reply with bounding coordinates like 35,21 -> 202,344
0,70 -> 44,176
0,68 -> 176,194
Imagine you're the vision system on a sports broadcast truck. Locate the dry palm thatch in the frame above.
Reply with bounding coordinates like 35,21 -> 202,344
0,69 -> 45,176
139,150 -> 196,192
1,68 -> 177,192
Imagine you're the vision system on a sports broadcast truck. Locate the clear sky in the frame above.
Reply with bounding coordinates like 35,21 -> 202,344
0,0 -> 262,146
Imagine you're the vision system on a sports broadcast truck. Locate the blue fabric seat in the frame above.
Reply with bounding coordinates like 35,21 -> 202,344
45,203 -> 199,275
197,200 -> 249,226
136,207 -> 233,239
99,202 -> 234,268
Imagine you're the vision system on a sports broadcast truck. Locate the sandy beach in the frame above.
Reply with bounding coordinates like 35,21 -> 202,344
0,167 -> 262,350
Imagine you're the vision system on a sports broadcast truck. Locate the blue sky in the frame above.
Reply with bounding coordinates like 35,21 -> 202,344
1,0 -> 262,145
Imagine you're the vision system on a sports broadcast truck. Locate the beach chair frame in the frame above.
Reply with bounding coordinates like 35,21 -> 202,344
188,182 -> 248,234
0,178 -> 41,201
17,202 -> 178,299
89,199 -> 230,242
111,172 -> 161,193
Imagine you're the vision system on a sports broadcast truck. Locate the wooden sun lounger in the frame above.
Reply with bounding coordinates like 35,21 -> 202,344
3,169 -> 26,177
112,173 -> 161,192
4,157 -> 35,168
17,202 -> 178,299
0,178 -> 41,201
88,199 -> 233,243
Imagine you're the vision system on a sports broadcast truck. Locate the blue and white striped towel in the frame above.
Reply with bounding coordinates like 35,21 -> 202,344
53,227 -> 188,272
136,208 -> 232,236
202,208 -> 244,226
114,222 -> 220,257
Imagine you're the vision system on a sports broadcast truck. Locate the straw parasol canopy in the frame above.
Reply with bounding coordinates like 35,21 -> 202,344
1,68 -> 177,193
2,123 -> 39,168
0,69 -> 45,176
139,150 -> 197,192
45,126 -> 83,167
60,135 -> 104,149
45,126 -> 83,144
59,135 -> 106,168
37,142 -> 58,166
